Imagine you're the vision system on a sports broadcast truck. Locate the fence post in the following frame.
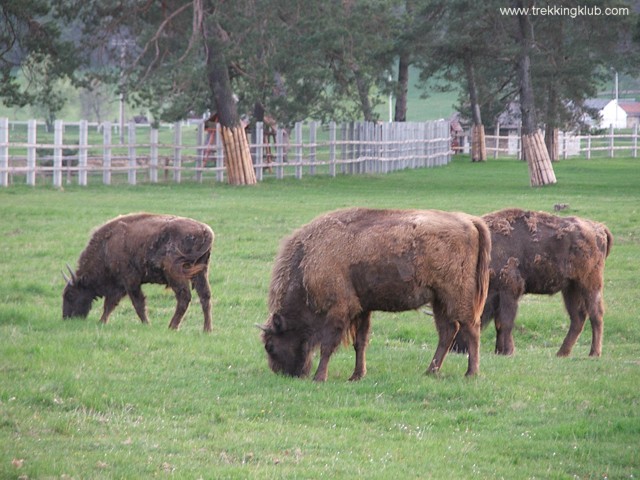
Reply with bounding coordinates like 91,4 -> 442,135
294,122 -> 303,179
0,118 -> 7,187
609,124 -> 614,158
127,121 -> 137,185
380,122 -> 388,173
150,128 -> 159,183
195,121 -> 204,183
53,120 -> 63,187
310,121 -> 319,176
494,122 -> 500,159
215,124 -> 224,183
27,119 -> 37,186
173,121 -> 182,183
634,124 -> 638,158
329,122 -> 336,177
78,120 -> 88,186
275,127 -> 284,180
586,134 -> 591,160
103,121 -> 112,185
254,122 -> 263,182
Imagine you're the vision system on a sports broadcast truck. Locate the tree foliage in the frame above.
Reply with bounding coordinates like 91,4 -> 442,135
1,0 -> 639,133
0,0 -> 80,126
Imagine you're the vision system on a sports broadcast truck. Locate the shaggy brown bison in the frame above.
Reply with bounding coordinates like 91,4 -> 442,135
452,208 -> 612,356
62,213 -> 214,332
259,207 -> 491,381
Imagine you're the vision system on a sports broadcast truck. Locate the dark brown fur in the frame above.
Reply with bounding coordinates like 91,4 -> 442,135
62,213 -> 214,332
453,208 -> 612,356
260,207 -> 491,381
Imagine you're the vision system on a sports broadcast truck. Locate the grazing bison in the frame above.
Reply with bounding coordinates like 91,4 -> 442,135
259,207 -> 491,381
62,213 -> 214,332
452,208 -> 612,356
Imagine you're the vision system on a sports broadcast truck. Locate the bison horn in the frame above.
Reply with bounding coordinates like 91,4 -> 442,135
255,323 -> 269,332
62,270 -> 71,284
66,264 -> 77,283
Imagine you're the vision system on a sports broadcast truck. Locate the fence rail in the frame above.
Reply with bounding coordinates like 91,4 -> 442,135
454,124 -> 640,159
0,118 -> 451,187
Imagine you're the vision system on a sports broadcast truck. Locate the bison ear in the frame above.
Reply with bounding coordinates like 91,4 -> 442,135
272,313 -> 285,333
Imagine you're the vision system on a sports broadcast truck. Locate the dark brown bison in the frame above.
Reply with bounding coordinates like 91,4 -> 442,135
452,208 -> 612,356
259,207 -> 491,381
62,213 -> 214,332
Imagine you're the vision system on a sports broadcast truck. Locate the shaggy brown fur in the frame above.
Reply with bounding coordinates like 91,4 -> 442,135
452,208 -> 612,356
260,207 -> 491,381
63,213 -> 214,332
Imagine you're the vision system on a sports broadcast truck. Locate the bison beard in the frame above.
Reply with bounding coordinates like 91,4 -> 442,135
62,213 -> 214,332
451,208 -> 612,357
260,208 -> 491,381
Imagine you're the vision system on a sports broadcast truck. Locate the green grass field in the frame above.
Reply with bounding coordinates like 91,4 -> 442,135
1,156 -> 639,479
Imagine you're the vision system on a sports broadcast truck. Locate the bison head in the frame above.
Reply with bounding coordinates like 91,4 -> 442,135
260,313 -> 313,378
62,274 -> 95,319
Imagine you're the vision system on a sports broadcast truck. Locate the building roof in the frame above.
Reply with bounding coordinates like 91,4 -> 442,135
619,101 -> 640,116
584,98 -> 613,110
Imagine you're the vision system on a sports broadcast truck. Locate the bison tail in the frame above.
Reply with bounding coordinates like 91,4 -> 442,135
171,244 -> 212,280
604,226 -> 613,259
471,217 -> 491,325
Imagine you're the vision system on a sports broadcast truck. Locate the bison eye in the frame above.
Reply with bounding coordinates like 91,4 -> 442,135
272,313 -> 284,333
265,340 -> 275,355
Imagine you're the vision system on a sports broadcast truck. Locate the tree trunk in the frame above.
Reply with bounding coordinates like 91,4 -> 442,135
471,124 -> 486,162
394,52 -> 409,122
465,56 -> 486,162
205,21 -> 256,185
354,68 -> 374,122
514,2 -> 556,186
545,127 -> 559,162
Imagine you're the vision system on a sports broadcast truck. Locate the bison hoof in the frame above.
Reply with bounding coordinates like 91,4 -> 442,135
495,348 -> 515,356
348,372 -> 365,382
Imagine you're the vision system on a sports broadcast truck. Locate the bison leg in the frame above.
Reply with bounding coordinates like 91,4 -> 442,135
349,312 -> 371,382
168,281 -> 192,330
557,284 -> 589,357
99,291 -> 126,324
587,292 -> 604,357
460,320 -> 481,376
558,284 -> 603,357
127,286 -> 150,324
313,316 -> 347,382
494,292 -> 518,355
427,302 -> 460,375
192,271 -> 212,332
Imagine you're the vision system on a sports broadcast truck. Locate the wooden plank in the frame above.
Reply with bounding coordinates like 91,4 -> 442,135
0,118 -> 8,187
27,119 -> 37,186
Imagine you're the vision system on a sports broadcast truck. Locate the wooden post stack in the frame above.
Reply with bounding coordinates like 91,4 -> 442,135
522,131 -> 557,186
222,125 -> 257,185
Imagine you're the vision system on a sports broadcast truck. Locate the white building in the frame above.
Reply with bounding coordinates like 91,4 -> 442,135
584,99 -> 627,129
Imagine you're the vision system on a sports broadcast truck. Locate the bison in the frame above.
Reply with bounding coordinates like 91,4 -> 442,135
259,207 -> 491,381
452,208 -> 612,356
62,213 -> 214,332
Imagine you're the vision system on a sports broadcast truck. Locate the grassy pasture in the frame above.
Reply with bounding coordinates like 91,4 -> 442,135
1,155 -> 639,479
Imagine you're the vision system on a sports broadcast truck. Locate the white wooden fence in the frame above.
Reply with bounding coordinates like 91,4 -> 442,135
0,118 -> 451,187
454,124 -> 640,159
